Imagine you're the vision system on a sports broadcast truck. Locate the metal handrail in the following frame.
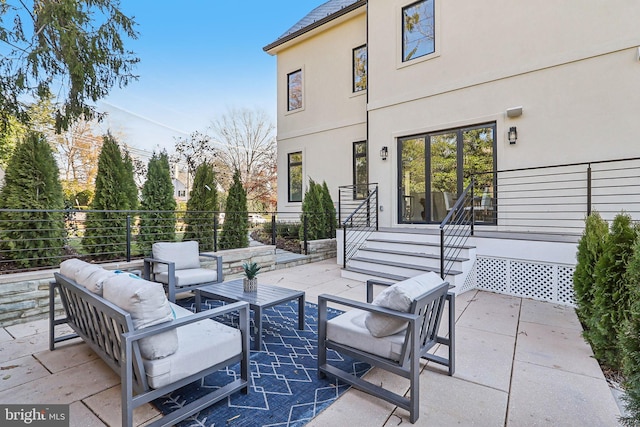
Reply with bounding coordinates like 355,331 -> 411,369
439,180 -> 475,279
341,185 -> 378,268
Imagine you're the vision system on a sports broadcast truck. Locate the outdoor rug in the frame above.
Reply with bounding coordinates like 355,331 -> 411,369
152,297 -> 371,427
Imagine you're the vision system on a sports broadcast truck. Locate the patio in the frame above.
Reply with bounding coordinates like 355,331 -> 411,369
0,259 -> 622,426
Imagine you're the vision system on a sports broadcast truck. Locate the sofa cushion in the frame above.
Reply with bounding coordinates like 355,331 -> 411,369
103,274 -> 178,359
152,241 -> 201,272
365,272 -> 444,338
327,309 -> 405,361
74,264 -> 117,295
155,268 -> 218,287
59,258 -> 91,282
143,303 -> 242,389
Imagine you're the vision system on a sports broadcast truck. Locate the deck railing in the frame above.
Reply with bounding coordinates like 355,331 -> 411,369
439,181 -> 475,279
339,184 -> 378,267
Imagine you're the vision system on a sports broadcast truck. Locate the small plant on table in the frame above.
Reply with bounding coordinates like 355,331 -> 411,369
242,261 -> 261,292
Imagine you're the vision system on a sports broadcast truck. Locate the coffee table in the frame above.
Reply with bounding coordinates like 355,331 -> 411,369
195,280 -> 305,350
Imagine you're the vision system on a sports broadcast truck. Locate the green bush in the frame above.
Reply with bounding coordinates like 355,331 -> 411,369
620,235 -> 640,426
183,163 -> 218,251
573,212 -> 609,326
82,134 -> 136,259
0,132 -> 65,267
139,152 -> 177,254
589,213 -> 637,369
299,179 -> 336,241
220,169 -> 249,250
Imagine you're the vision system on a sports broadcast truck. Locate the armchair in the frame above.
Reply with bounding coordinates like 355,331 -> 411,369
317,273 -> 454,423
144,241 -> 223,304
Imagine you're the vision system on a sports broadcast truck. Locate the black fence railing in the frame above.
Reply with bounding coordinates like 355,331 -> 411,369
339,184 -> 378,267
439,181 -> 475,279
472,156 -> 640,233
0,209 -> 336,275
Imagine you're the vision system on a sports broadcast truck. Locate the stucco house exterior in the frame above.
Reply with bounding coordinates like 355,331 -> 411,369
264,0 -> 640,302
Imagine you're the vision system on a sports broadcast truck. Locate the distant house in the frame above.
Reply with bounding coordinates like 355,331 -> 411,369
263,0 -> 640,303
173,178 -> 188,202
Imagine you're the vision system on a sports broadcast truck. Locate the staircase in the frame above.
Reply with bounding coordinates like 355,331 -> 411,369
341,228 -> 476,292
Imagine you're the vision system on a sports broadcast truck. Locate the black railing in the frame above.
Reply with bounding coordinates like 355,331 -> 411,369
340,184 -> 378,267
472,156 -> 640,233
439,180 -> 475,279
0,209 -> 333,274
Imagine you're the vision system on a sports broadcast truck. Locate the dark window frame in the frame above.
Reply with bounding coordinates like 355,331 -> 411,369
352,44 -> 367,93
288,151 -> 303,202
287,69 -> 303,111
353,141 -> 368,199
402,0 -> 436,62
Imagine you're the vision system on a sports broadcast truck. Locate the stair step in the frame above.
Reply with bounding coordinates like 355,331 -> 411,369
343,266 -> 409,282
366,238 -> 475,250
349,256 -> 463,276
359,247 -> 468,263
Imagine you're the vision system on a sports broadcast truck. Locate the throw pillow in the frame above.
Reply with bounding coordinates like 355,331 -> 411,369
151,241 -> 201,272
364,272 -> 444,338
103,274 -> 178,359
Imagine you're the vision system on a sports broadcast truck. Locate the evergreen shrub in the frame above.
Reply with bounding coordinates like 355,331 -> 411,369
183,163 -> 218,251
139,152 -> 176,254
220,169 -> 249,250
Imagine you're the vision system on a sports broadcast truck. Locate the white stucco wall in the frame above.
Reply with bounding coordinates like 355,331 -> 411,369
270,9 -> 367,213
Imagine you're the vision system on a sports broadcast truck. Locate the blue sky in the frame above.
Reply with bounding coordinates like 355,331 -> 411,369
98,1 -> 324,153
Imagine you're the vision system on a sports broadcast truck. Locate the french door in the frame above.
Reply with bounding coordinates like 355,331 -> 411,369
398,123 -> 495,224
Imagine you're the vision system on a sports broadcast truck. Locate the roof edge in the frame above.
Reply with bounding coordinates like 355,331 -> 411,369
263,0 -> 366,53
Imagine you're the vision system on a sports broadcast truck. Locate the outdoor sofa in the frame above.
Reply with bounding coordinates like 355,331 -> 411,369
49,258 -> 249,427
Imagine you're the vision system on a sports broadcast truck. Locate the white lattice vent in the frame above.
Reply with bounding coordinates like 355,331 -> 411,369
477,257 -> 508,293
472,256 -> 576,306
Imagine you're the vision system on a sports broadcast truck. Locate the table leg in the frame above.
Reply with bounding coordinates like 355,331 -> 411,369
298,294 -> 305,330
255,306 -> 262,351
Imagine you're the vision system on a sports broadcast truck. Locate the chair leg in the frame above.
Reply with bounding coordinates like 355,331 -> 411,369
317,298 -> 328,379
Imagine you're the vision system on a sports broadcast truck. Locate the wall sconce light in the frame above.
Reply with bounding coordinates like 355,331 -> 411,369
380,146 -> 388,160
508,127 -> 518,145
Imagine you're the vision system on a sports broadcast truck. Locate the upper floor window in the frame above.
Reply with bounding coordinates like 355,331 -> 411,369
402,0 -> 435,62
288,152 -> 303,202
353,45 -> 367,92
287,69 -> 303,111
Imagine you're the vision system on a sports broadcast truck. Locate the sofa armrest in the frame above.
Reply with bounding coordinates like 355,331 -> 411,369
199,253 -> 224,282
318,293 -> 417,322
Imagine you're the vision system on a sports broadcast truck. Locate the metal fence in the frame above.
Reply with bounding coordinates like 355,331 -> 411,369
0,209 -> 334,274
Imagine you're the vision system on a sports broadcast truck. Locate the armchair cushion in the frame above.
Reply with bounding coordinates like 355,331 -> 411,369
365,272 -> 444,338
103,274 -> 179,360
152,241 -> 201,272
143,303 -> 242,389
327,309 -> 405,361
155,268 -> 219,287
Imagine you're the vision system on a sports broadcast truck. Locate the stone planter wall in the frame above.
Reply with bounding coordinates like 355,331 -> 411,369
0,245 -> 276,327
303,238 -> 337,262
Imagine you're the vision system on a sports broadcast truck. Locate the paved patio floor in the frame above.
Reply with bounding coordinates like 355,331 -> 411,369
0,259 -> 622,426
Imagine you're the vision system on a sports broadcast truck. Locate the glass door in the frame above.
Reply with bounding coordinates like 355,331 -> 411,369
398,137 -> 426,223
430,132 -> 458,222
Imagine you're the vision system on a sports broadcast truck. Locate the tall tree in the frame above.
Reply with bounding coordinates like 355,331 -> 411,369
0,0 -> 139,132
220,169 -> 249,250
122,150 -> 139,210
173,107 -> 277,210
82,133 -> 135,259
184,163 -> 218,251
0,132 -> 65,267
139,152 -> 176,254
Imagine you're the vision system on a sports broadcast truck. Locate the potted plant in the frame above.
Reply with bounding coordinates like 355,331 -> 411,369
242,261 -> 261,292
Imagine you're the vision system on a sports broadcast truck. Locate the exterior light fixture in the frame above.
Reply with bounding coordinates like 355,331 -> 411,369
380,146 -> 388,160
508,127 -> 518,145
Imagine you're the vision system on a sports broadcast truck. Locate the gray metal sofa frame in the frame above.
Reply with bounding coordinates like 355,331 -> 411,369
317,279 -> 454,424
143,252 -> 224,304
49,272 -> 250,427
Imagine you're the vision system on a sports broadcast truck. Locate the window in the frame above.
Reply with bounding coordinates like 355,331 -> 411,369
288,152 -> 303,202
353,45 -> 367,92
287,70 -> 302,111
402,0 -> 435,62
353,141 -> 368,199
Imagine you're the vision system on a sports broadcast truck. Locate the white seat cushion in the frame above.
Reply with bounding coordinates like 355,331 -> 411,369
327,309 -> 405,362
103,274 -> 178,360
144,303 -> 242,389
152,241 -> 201,272
155,268 -> 218,287
365,272 -> 444,338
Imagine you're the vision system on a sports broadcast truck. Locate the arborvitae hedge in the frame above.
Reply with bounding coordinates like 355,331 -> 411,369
0,132 -> 65,267
184,163 -> 218,251
321,181 -> 337,238
299,179 -> 336,241
589,213 -> 637,369
139,152 -> 176,254
573,212 -> 609,326
123,151 -> 139,211
620,235 -> 640,426
220,169 -> 248,250
82,134 -> 136,259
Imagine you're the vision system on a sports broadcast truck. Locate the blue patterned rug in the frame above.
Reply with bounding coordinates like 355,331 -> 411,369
153,297 -> 370,427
